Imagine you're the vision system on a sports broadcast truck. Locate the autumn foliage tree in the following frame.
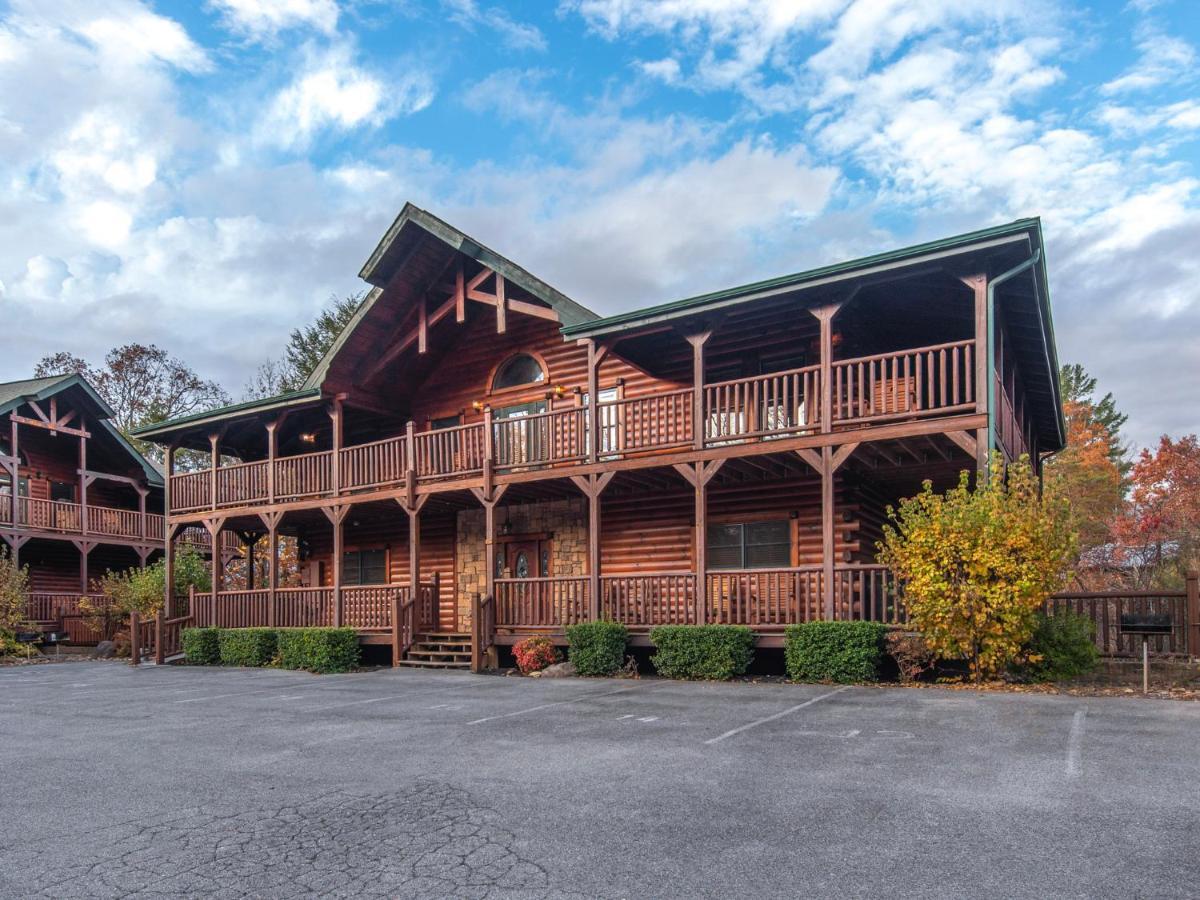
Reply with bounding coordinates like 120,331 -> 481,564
1111,435 -> 1200,587
878,456 -> 1077,681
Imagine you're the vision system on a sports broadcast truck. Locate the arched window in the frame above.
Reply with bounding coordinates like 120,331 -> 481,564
492,354 -> 545,391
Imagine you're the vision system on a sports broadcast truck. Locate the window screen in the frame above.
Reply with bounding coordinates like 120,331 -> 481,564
342,549 -> 387,585
706,520 -> 790,569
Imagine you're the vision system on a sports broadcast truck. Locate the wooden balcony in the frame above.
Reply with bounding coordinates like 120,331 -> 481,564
0,497 -> 160,544
168,339 -> 979,516
190,582 -> 439,632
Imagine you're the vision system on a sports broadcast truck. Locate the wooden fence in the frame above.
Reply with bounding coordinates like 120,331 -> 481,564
1047,576 -> 1199,658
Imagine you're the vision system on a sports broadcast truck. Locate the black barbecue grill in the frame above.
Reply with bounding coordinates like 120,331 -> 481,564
1119,612 -> 1173,692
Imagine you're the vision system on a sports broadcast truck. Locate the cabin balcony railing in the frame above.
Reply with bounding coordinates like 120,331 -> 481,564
831,339 -> 974,426
166,338 -> 983,515
494,408 -> 587,469
830,564 -> 905,624
215,459 -> 269,506
704,366 -> 820,443
414,422 -> 486,479
995,373 -> 1027,462
0,497 -> 159,542
190,582 -> 435,631
341,435 -> 408,491
600,572 -> 697,626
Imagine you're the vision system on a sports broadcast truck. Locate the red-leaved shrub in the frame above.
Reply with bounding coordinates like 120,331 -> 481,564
513,636 -> 561,674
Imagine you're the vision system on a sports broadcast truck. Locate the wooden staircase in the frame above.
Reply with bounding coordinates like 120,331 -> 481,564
399,632 -> 472,669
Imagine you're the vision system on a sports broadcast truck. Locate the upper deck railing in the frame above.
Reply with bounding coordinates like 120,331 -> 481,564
169,339 -> 980,515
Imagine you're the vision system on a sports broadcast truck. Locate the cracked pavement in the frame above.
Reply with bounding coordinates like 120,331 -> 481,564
2,662 -> 1199,898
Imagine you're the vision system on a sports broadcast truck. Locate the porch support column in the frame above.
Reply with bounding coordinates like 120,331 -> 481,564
469,484 -> 509,619
586,341 -> 610,464
208,433 -> 220,511
163,444 -> 177,617
9,415 -> 18,528
321,505 -> 350,627
203,516 -> 227,603
136,486 -> 148,541
797,443 -> 858,620
808,301 -> 845,434
78,425 -> 88,535
962,272 -> 990,474
258,512 -> 283,628
71,539 -> 97,594
396,490 -> 430,627
683,328 -> 715,450
266,420 -> 278,504
2,533 -> 30,569
674,460 -> 724,625
571,472 -> 615,621
329,398 -> 344,496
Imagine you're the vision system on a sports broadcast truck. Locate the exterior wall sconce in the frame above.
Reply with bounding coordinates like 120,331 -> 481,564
299,432 -> 316,444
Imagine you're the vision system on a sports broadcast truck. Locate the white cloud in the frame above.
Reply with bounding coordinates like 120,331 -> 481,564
1101,29 -> 1195,95
78,8 -> 210,72
443,0 -> 546,51
210,0 -> 339,39
259,45 -> 433,150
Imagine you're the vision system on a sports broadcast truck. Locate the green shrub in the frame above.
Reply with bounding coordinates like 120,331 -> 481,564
276,628 -> 359,674
649,625 -> 755,680
181,627 -> 221,666
1016,611 -> 1100,682
785,621 -> 888,683
218,628 -> 278,667
566,621 -> 628,676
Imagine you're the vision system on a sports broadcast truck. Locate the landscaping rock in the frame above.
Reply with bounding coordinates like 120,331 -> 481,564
539,661 -> 576,678
90,641 -> 116,660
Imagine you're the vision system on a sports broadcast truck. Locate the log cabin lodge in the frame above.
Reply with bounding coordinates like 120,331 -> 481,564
1,375 -> 230,644
132,204 -> 1064,669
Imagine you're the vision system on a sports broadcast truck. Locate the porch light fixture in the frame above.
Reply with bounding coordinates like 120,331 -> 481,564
299,432 -> 316,444
498,507 -> 512,537
553,384 -> 566,396
472,400 -> 484,412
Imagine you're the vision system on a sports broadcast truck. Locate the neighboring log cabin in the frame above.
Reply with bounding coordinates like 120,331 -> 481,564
132,204 -> 1065,668
0,375 -> 164,643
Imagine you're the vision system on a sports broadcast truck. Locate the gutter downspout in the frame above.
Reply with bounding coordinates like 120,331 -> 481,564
985,248 -> 1042,472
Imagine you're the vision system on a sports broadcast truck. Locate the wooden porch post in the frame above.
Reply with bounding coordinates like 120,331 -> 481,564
136,486 -> 148,541
9,415 -> 18,528
683,329 -> 714,450
321,505 -> 349,627
73,539 -> 96,594
204,517 -> 225,604
259,512 -> 282,628
266,420 -> 278,504
163,445 -> 176,617
808,302 -> 844,434
78,425 -> 88,535
674,461 -> 724,625
208,433 -> 220,510
470,484 -> 509,625
396,493 -> 429,627
797,443 -> 858,620
329,399 -> 343,495
586,341 -> 610,464
963,273 -> 990,473
571,473 -> 614,621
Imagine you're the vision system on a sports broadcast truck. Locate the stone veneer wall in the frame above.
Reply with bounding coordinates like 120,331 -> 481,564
455,498 -> 588,625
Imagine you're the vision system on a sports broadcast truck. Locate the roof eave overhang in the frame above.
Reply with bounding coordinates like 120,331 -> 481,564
130,389 -> 324,446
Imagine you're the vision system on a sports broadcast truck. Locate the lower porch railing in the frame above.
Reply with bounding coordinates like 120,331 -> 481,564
189,581 -> 440,632
492,565 -> 903,631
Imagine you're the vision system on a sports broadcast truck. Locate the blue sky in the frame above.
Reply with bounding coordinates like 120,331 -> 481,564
0,0 -> 1196,449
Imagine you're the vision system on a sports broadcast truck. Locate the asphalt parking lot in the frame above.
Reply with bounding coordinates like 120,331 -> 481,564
1,662 -> 1198,899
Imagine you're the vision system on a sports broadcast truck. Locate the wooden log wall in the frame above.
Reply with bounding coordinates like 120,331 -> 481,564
20,540 -> 145,593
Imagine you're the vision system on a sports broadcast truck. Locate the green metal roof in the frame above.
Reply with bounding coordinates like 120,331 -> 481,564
562,218 -> 1043,338
0,373 -> 164,486
129,388 -> 323,440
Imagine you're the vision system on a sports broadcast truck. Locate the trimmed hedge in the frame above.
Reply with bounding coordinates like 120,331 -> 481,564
181,627 -> 220,666
218,628 -> 278,668
565,621 -> 628,676
276,627 -> 360,674
649,625 -> 755,680
785,621 -> 888,683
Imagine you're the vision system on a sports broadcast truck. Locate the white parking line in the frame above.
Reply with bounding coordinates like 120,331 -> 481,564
1066,707 -> 1087,777
705,687 -> 849,745
466,687 -> 636,725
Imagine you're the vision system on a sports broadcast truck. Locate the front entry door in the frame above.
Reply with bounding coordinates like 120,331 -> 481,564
505,541 -> 544,580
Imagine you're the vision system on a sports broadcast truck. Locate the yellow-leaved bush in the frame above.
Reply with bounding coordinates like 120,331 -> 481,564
878,454 -> 1077,681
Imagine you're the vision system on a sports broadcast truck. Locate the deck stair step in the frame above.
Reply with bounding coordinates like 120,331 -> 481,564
397,632 -> 472,670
